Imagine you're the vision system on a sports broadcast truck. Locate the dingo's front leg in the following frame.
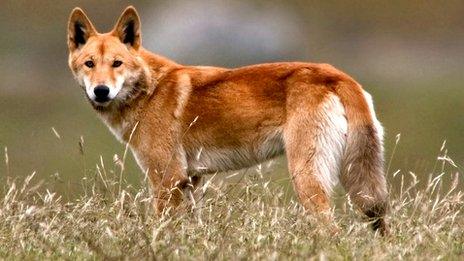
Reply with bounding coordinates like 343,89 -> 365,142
152,158 -> 189,215
130,128 -> 190,215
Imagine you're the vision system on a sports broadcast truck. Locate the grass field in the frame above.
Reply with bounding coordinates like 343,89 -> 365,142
1,77 -> 463,259
0,145 -> 462,259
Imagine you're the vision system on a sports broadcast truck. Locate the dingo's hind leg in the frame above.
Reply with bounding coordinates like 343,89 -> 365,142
284,90 -> 347,216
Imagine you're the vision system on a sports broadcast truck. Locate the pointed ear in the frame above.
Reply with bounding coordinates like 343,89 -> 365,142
67,8 -> 97,52
112,6 -> 142,50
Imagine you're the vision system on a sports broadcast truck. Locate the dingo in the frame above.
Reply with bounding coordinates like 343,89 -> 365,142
67,6 -> 389,234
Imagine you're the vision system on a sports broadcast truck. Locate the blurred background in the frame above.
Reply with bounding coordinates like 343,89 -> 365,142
1,0 -> 463,196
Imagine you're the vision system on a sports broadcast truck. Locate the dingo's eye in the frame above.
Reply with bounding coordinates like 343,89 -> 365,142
112,60 -> 123,68
84,61 -> 95,68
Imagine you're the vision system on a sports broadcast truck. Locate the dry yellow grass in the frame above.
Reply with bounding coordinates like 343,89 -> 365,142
0,141 -> 463,259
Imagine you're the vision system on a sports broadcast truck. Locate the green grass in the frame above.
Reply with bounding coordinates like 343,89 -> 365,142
0,149 -> 462,259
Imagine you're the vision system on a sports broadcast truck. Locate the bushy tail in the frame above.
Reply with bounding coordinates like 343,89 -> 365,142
334,80 -> 389,235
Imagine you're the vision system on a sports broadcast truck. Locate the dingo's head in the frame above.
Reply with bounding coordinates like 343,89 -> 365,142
67,6 -> 149,109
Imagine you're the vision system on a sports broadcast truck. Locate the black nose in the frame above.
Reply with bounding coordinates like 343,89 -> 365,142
94,85 -> 110,102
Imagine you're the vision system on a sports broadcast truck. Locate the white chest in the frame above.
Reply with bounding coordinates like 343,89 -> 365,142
99,115 -> 131,143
